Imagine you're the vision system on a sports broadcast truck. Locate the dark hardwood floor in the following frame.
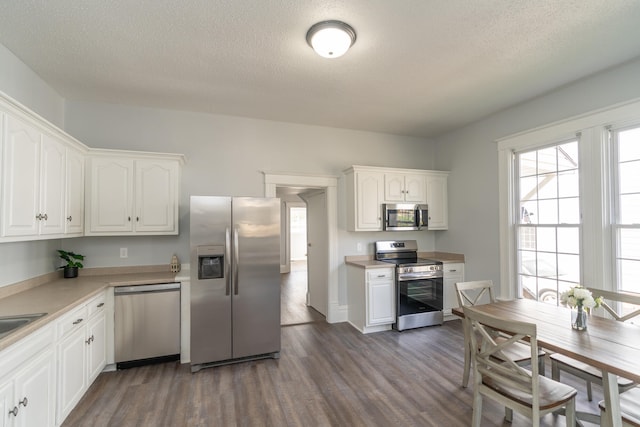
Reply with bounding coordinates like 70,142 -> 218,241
63,319 -> 603,427
281,260 -> 324,326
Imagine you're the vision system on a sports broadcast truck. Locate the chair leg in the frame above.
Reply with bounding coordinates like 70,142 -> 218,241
471,390 -> 483,427
565,398 -> 576,427
462,342 -> 471,388
551,359 -> 560,381
586,380 -> 592,401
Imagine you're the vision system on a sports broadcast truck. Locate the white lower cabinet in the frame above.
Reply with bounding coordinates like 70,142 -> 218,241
56,292 -> 107,426
0,324 -> 55,427
348,266 -> 395,333
443,262 -> 465,319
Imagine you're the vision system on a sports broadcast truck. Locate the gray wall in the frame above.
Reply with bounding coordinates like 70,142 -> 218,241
0,44 -> 68,286
435,57 -> 640,289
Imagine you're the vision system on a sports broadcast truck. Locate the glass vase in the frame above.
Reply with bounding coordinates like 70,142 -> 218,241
571,305 -> 587,331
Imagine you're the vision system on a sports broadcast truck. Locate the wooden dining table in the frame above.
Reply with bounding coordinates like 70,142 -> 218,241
452,298 -> 640,427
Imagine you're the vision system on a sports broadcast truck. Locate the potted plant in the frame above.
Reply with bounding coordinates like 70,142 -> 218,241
58,250 -> 85,278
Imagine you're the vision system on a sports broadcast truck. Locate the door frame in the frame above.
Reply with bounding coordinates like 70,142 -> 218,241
264,172 -> 345,323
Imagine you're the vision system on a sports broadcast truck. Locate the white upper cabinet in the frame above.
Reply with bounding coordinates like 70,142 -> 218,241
345,165 -> 448,232
85,153 -> 181,236
425,172 -> 449,230
65,147 -> 85,235
0,96 -> 87,242
345,167 -> 384,231
384,173 -> 426,203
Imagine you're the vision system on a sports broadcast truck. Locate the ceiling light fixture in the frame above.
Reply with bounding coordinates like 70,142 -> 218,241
306,20 -> 356,59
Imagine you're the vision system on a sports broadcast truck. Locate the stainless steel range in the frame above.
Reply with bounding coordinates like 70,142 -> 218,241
375,240 -> 444,331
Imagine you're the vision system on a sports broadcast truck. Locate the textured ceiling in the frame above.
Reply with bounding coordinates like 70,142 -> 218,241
1,1 -> 640,138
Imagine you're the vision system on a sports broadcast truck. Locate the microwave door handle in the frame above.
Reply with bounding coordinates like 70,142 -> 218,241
417,206 -> 423,230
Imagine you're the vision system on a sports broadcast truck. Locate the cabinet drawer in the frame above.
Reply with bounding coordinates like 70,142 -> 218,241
87,293 -> 106,318
57,305 -> 88,339
366,269 -> 394,282
443,263 -> 464,278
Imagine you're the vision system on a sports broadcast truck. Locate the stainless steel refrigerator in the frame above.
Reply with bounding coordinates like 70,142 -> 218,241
190,196 -> 281,372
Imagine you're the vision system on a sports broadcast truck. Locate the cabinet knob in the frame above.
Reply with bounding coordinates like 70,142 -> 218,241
136,216 -> 139,222
67,215 -> 73,221
86,337 -> 92,345
8,406 -> 18,417
42,213 -> 48,220
36,213 -> 42,220
19,397 -> 28,407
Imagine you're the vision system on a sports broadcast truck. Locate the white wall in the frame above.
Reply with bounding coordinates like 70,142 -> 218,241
61,101 -> 438,305
435,57 -> 640,289
0,43 -> 68,287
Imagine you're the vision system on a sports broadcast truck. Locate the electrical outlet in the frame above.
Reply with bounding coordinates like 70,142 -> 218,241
120,248 -> 128,258
357,242 -> 363,252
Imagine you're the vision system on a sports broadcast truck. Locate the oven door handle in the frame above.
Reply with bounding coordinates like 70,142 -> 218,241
397,273 -> 443,281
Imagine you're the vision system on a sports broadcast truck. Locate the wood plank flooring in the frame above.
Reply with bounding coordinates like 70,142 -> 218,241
281,260 -> 324,326
63,320 -> 603,427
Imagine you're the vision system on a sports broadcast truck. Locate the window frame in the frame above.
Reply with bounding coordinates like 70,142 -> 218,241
497,98 -> 640,300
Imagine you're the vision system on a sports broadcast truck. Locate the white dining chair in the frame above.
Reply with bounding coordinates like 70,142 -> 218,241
598,386 -> 640,427
464,305 -> 577,427
551,288 -> 640,401
455,280 -> 546,388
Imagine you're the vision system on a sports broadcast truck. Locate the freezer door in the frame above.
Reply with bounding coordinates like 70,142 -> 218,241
190,196 -> 232,364
231,197 -> 281,359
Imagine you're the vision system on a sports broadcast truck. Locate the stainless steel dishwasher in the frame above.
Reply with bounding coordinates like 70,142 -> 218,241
114,282 -> 181,369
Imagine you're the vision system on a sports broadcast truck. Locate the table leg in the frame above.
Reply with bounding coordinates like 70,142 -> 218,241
601,370 -> 622,427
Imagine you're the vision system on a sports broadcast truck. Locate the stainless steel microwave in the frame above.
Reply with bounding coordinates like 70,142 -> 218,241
383,204 -> 428,231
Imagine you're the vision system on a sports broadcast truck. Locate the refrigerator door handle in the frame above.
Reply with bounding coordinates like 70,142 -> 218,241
225,227 -> 231,296
233,227 -> 240,295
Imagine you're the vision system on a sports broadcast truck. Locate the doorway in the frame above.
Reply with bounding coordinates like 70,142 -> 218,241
278,193 -> 324,326
264,172 -> 342,324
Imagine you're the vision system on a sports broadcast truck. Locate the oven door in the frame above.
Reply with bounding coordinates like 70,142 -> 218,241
397,277 -> 443,315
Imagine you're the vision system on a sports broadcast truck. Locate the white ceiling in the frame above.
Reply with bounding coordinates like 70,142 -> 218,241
1,1 -> 640,138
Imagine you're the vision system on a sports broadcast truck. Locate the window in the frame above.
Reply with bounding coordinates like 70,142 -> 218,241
516,140 -> 581,305
612,125 -> 640,295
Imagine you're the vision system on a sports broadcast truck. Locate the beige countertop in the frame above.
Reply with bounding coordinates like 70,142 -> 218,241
0,267 -> 177,352
345,252 -> 465,269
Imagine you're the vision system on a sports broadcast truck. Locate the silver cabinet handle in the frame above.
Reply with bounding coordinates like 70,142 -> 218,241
128,216 -> 131,222
67,215 -> 72,221
97,302 -> 104,308
86,335 -> 94,345
36,213 -> 42,220
19,397 -> 28,407
8,406 -> 18,417
136,216 -> 139,222
73,318 -> 83,325
42,213 -> 48,220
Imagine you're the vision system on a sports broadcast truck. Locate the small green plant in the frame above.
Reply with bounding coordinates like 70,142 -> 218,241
58,250 -> 85,268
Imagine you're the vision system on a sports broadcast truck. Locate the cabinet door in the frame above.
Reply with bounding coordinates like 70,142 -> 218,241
134,160 -> 178,233
57,328 -> 87,425
443,263 -> 465,314
65,148 -> 85,235
39,134 -> 66,235
426,174 -> 448,230
383,173 -> 405,202
87,157 -> 134,233
356,172 -> 383,230
14,349 -> 55,427
1,115 -> 40,237
367,279 -> 395,326
404,174 -> 426,203
87,313 -> 106,384
0,381 -> 14,427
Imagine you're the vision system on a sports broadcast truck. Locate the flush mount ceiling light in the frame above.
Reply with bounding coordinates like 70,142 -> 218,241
306,20 -> 356,59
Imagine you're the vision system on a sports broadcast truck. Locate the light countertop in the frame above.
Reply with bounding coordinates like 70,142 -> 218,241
0,268 -> 177,351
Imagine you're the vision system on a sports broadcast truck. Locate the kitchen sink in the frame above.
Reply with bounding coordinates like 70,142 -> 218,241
0,313 -> 47,339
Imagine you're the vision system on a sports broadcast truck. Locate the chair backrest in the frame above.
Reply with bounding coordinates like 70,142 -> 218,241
464,305 -> 540,398
455,280 -> 496,308
587,288 -> 640,323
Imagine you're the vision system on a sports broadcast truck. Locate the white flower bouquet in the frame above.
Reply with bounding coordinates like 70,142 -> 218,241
560,286 -> 602,310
